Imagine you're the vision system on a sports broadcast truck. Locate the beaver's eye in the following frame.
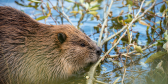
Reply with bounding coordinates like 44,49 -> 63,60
80,43 -> 85,47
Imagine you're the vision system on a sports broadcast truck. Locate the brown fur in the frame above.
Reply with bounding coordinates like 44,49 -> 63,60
0,6 -> 101,84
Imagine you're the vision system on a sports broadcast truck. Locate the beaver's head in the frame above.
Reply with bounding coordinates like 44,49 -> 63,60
51,25 -> 102,75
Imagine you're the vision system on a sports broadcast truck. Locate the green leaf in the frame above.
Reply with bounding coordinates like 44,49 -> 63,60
128,4 -> 132,12
163,42 -> 168,51
160,4 -> 166,13
90,7 -> 99,11
65,0 -> 73,2
29,0 -> 41,3
90,1 -> 98,7
145,51 -> 167,63
91,16 -> 94,21
156,60 -> 164,72
126,0 -> 133,5
36,16 -> 48,20
145,1 -> 151,6
91,5 -> 100,8
134,45 -> 143,53
148,11 -> 155,14
88,11 -> 98,16
139,20 -> 150,26
147,26 -> 150,30
70,11 -> 78,14
53,6 -> 57,10
164,30 -> 168,41
127,27 -> 130,44
124,18 -> 132,23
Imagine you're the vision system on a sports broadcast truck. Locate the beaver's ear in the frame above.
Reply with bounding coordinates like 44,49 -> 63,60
58,33 -> 67,43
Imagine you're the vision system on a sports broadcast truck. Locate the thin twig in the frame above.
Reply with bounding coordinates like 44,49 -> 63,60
59,0 -> 75,27
94,79 -> 108,84
98,0 -> 114,46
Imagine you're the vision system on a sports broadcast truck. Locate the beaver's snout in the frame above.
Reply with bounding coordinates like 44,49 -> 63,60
96,47 -> 102,56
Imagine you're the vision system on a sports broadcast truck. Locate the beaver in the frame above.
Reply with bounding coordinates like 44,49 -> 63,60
0,6 -> 102,84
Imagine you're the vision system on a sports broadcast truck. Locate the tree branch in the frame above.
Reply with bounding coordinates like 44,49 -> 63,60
86,0 -> 156,83
98,0 -> 114,46
59,0 -> 75,27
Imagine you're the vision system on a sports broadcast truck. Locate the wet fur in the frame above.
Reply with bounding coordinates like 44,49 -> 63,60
0,6 -> 101,83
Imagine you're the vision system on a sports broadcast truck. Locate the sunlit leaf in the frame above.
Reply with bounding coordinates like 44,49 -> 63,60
160,4 -> 166,13
127,27 -> 130,44
127,14 -> 132,19
46,2 -> 51,17
70,11 -> 78,14
113,77 -> 121,84
134,45 -> 143,53
88,11 -> 98,16
29,0 -> 41,3
124,18 -> 132,23
90,1 -> 98,7
162,10 -> 166,17
134,53 -> 141,55
36,16 -> 48,20
53,6 -> 57,10
164,30 -> 168,41
78,10 -> 82,15
64,0 -> 73,2
113,38 -> 118,45
145,1 -> 151,6
139,20 -> 150,26
83,3 -> 89,9
47,12 -> 51,17
46,2 -> 49,8
145,51 -> 167,63
128,4 -> 132,12
91,5 -> 100,8
119,10 -> 124,15
80,0 -> 84,4
163,42 -> 168,52
122,0 -> 125,6
147,26 -> 150,30
140,62 -> 147,67
156,60 -> 164,72
90,7 -> 99,11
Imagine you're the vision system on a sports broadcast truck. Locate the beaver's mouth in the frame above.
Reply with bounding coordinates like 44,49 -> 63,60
88,62 -> 94,66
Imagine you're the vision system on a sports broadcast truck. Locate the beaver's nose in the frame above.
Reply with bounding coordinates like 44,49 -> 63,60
96,47 -> 102,56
